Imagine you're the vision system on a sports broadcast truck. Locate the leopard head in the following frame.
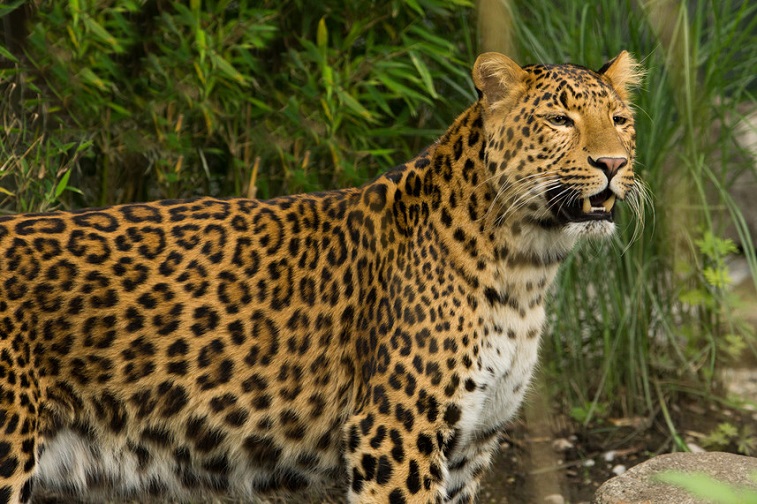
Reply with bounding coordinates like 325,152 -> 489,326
473,51 -> 643,239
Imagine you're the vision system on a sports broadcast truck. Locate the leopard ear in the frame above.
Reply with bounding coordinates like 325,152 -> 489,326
598,51 -> 643,102
473,52 -> 528,112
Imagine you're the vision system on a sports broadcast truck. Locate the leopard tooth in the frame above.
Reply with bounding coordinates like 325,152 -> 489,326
582,197 -> 591,214
602,194 -> 616,212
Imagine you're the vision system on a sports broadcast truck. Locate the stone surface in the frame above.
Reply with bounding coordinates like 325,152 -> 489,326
593,452 -> 757,504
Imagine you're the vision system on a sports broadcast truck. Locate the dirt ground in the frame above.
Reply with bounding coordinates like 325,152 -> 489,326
478,397 -> 757,503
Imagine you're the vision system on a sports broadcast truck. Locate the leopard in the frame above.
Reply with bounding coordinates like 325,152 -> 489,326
0,51 -> 642,504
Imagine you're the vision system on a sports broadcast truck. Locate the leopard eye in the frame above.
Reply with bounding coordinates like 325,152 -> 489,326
548,115 -> 573,127
613,115 -> 628,126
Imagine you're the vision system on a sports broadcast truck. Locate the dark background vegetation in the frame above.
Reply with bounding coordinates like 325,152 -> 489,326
1,0 -> 756,460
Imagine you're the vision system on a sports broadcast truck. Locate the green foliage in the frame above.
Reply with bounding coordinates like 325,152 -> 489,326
0,0 -> 474,210
0,81 -> 89,212
570,401 -> 609,425
702,422 -> 757,456
695,232 -> 739,290
657,471 -> 757,504
511,0 -> 757,423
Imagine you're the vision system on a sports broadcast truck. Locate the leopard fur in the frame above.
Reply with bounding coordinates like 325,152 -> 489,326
0,52 -> 641,503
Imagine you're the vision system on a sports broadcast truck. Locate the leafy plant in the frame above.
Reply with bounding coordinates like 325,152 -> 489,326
570,401 -> 609,425
0,0 -> 476,210
0,78 -> 89,212
702,422 -> 757,456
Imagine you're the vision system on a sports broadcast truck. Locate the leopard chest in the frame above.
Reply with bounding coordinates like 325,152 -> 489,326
444,289 -> 549,492
456,265 -> 558,443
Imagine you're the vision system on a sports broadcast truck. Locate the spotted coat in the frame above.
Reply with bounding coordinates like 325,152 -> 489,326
0,52 -> 641,503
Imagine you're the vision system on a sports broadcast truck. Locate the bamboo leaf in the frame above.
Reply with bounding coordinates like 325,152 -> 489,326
317,17 -> 328,49
78,68 -> 108,91
69,0 -> 80,26
106,102 -> 132,117
0,45 -> 18,63
409,51 -> 438,99
196,28 -> 207,63
0,0 -> 25,16
83,17 -> 122,52
336,89 -> 374,121
209,52 -> 247,85
54,170 -> 72,198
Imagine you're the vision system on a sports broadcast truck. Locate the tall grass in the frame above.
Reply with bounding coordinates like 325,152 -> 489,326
507,0 -> 757,426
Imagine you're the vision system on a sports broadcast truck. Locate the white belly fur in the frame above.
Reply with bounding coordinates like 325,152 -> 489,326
457,302 -> 545,439
446,287 -> 548,493
37,429 -> 183,498
36,427 -> 340,500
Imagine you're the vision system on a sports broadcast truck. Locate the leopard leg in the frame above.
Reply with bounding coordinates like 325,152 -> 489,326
445,434 -> 499,503
0,345 -> 40,504
343,410 -> 449,504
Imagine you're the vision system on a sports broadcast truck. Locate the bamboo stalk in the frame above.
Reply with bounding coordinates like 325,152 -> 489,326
247,156 -> 260,200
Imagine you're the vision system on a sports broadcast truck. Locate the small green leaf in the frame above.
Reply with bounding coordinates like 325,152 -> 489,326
322,64 -> 334,99
78,68 -> 107,91
0,45 -> 18,63
196,28 -> 207,62
209,52 -> 246,85
247,97 -> 273,113
678,288 -> 709,306
320,98 -> 333,122
55,170 -> 72,198
317,17 -> 328,49
403,0 -> 424,16
190,0 -> 201,16
83,17 -> 121,51
106,102 -> 132,117
361,149 -> 396,156
69,0 -> 80,26
0,0 -> 25,17
409,51 -> 438,98
75,141 -> 94,153
336,89 -> 374,121
703,266 -> 732,289
569,406 -> 589,424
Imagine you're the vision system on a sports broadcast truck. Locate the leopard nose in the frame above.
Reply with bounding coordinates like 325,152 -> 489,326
588,156 -> 627,180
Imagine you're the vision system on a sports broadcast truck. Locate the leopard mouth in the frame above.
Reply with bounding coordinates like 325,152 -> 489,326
547,186 -> 617,224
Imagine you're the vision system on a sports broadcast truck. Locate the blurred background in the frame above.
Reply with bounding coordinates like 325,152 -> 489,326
0,1 -> 755,502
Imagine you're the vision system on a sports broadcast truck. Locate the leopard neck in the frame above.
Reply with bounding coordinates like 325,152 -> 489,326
375,102 -> 575,276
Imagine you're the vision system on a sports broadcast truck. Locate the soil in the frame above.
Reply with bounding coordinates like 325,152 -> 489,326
478,396 -> 757,504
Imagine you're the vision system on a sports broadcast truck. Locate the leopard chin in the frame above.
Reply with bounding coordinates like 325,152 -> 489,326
564,219 -> 617,238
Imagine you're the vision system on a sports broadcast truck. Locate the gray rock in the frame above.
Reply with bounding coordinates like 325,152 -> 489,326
593,452 -> 757,504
